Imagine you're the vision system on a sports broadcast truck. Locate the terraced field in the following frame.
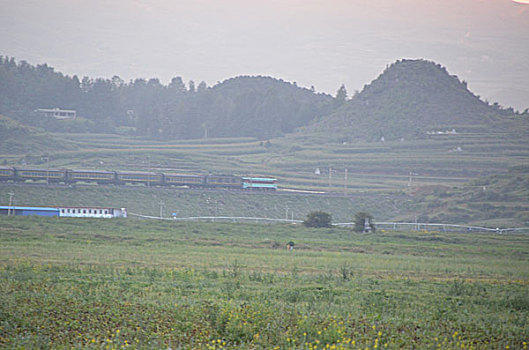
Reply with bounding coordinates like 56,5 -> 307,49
8,130 -> 528,193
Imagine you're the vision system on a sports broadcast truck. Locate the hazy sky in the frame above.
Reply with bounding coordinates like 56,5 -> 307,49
1,0 -> 528,110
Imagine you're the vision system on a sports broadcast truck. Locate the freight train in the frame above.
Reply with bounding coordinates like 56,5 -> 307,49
0,167 -> 277,190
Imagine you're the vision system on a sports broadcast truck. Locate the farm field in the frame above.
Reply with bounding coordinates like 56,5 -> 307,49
5,130 -> 529,193
1,217 -> 528,349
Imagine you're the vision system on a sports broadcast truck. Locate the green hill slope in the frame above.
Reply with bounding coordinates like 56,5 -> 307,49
0,115 -> 75,154
407,165 -> 529,227
307,59 -> 528,141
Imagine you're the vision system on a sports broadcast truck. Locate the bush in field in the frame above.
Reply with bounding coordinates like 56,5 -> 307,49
353,212 -> 376,232
303,211 -> 332,228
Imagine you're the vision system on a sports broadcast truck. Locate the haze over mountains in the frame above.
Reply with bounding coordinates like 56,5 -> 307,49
0,56 -> 527,144
3,0 -> 528,111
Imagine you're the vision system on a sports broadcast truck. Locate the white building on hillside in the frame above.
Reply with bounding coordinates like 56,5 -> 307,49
35,108 -> 76,119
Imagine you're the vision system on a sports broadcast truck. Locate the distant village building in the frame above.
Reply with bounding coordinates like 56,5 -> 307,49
35,108 -> 76,119
0,206 -> 58,217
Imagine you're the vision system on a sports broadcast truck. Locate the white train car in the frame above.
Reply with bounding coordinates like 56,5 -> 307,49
58,207 -> 127,218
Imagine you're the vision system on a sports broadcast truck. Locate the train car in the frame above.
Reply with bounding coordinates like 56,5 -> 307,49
163,173 -> 206,187
116,171 -> 163,186
15,168 -> 67,183
205,175 -> 243,188
66,170 -> 116,184
0,167 -> 15,181
58,206 -> 127,218
1,166 -> 279,191
242,177 -> 277,191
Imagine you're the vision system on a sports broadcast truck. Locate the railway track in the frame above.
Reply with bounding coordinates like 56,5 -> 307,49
0,181 -> 363,197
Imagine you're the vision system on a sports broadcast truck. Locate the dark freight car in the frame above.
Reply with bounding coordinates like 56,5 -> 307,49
66,170 -> 116,184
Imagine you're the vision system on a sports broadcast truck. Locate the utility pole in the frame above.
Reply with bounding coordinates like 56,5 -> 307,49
408,171 -> 418,187
328,166 -> 332,188
344,168 -> 348,195
147,157 -> 151,188
7,192 -> 14,216
159,200 -> 165,218
42,157 -> 49,185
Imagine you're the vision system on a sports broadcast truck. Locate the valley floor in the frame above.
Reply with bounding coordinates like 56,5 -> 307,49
1,217 -> 528,348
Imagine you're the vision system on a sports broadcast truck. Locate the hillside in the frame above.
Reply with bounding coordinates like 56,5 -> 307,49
197,76 -> 333,139
0,115 -> 75,155
307,59 -> 528,142
407,165 -> 529,227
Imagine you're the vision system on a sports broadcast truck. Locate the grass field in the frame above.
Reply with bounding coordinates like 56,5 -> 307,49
0,184 -> 411,224
1,216 -> 528,349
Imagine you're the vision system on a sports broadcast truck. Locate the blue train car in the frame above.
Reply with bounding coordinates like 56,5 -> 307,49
242,177 -> 277,190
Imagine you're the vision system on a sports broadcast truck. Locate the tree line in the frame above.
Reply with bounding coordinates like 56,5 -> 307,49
0,56 -> 334,140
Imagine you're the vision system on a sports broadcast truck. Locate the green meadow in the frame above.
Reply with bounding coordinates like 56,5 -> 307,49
1,216 -> 528,349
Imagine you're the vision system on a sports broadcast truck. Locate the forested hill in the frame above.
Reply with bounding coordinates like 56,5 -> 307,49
198,77 -> 333,139
0,57 -> 333,139
306,59 -> 528,141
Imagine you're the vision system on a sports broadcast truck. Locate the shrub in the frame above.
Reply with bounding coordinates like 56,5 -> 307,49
303,211 -> 332,228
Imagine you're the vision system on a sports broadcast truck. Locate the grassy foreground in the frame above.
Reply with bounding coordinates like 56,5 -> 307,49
0,217 -> 528,349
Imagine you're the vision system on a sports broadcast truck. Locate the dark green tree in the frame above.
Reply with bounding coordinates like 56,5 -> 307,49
303,211 -> 332,228
353,212 -> 376,232
197,81 -> 208,92
169,76 -> 186,93
335,84 -> 348,105
188,80 -> 196,93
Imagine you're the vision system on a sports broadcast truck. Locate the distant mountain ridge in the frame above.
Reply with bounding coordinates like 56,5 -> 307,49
1,56 -> 526,142
306,59 -> 527,141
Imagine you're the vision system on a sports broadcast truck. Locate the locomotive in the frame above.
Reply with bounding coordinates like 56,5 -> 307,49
0,167 -> 277,190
